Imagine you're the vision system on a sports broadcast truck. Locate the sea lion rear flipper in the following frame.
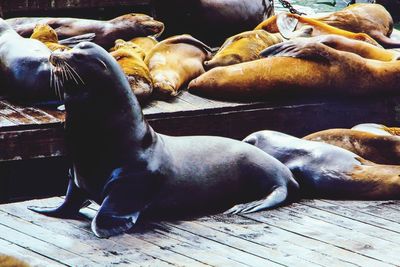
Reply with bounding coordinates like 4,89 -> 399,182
224,186 -> 288,215
91,168 -> 162,238
59,33 -> 96,47
28,178 -> 89,218
260,39 -> 332,62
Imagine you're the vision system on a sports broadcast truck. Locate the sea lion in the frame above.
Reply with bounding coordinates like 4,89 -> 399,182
0,18 -> 55,102
352,123 -> 400,136
130,36 -> 158,57
256,4 -> 398,48
204,30 -> 284,70
244,130 -> 400,199
0,255 -> 30,267
109,39 -> 153,101
28,42 -> 299,238
30,24 -> 69,51
153,0 -> 273,46
257,12 -> 380,46
188,36 -> 400,101
145,34 -> 212,97
303,128 -> 400,165
7,13 -> 164,49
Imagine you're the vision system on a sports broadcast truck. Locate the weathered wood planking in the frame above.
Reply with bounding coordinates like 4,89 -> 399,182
1,92 -> 400,162
1,198 -> 400,266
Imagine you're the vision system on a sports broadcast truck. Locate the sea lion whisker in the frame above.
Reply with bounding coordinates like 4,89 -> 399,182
64,61 -> 85,85
64,64 -> 80,85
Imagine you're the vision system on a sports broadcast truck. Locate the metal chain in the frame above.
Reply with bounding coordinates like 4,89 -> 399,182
277,0 -> 306,15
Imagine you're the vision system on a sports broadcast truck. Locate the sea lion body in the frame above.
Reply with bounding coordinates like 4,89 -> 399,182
204,30 -> 283,70
188,36 -> 400,100
130,36 -> 158,57
303,128 -> 400,165
7,14 -> 164,49
29,42 -> 299,238
0,19 -> 54,101
145,34 -> 211,96
153,0 -> 273,46
244,130 -> 400,199
110,39 -> 153,100
30,24 -> 69,51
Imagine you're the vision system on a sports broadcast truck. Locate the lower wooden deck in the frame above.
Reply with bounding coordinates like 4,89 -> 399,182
1,197 -> 400,266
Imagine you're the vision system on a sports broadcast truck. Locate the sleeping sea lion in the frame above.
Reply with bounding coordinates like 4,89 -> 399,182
145,34 -> 212,97
7,13 -> 164,49
204,30 -> 284,70
0,18 -> 55,102
244,130 -> 400,199
109,39 -> 153,101
256,4 -> 399,48
30,24 -> 69,51
188,35 -> 400,101
303,128 -> 400,165
28,42 -> 299,238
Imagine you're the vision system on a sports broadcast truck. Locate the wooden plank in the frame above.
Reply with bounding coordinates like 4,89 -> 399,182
166,220 -> 321,266
1,101 -> 60,124
0,238 -> 66,267
303,200 -> 400,234
194,215 -> 359,267
322,200 -> 400,224
283,203 -> 400,245
0,198 -> 209,266
0,210 -> 137,266
243,209 -> 396,266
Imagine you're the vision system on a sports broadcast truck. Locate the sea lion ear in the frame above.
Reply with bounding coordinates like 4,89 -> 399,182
276,12 -> 299,39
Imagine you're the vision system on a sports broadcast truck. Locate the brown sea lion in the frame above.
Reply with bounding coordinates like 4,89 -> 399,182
130,36 -> 158,57
352,123 -> 400,136
28,42 -> 299,237
109,39 -> 153,101
0,255 -> 30,267
7,13 -> 164,49
204,30 -> 284,70
30,24 -> 70,51
153,0 -> 273,46
256,4 -> 398,48
244,130 -> 400,200
145,34 -> 212,97
257,12 -> 380,46
188,36 -> 400,101
303,128 -> 400,165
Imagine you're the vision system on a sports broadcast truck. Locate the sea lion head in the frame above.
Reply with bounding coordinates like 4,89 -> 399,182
111,13 -> 165,38
49,42 -> 134,108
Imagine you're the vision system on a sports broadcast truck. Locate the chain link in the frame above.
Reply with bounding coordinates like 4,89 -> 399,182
277,0 -> 306,15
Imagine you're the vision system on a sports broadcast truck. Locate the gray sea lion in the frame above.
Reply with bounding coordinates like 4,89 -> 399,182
28,42 -> 299,238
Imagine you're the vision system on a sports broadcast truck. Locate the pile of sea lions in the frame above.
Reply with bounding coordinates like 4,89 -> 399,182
1,3 -> 400,238
1,3 -> 400,103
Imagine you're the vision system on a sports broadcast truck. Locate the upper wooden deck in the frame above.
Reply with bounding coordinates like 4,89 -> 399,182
1,91 -> 400,162
1,197 -> 400,266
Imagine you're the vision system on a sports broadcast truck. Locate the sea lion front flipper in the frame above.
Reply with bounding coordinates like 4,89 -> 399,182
28,178 -> 89,218
276,13 -> 299,39
260,39 -> 332,63
224,186 -> 289,215
59,33 -> 96,47
91,168 -> 162,238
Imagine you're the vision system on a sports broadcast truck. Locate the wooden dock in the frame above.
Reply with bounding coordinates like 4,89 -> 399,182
1,197 -> 400,266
